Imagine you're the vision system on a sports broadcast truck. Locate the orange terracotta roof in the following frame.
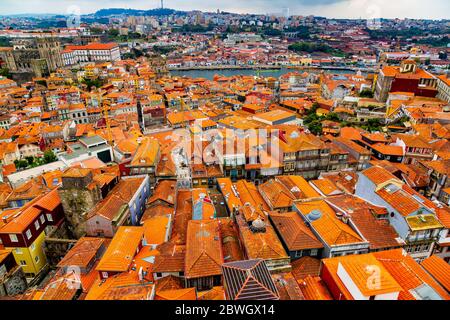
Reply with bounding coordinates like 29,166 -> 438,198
130,137 -> 160,167
154,275 -> 183,292
298,275 -> 333,300
197,286 -> 226,300
67,42 -> 118,51
185,220 -> 223,279
0,188 -> 60,234
269,211 -> 323,251
57,237 -> 105,269
371,143 -> 404,156
291,257 -> 321,281
85,272 -> 153,300
421,256 -> 450,293
7,178 -> 50,202
235,179 -> 270,221
152,251 -> 185,274
147,180 -> 176,207
96,226 -> 143,273
373,249 -> 450,300
273,272 -> 305,300
258,176 -> 320,210
87,177 -> 144,221
39,274 -> 79,300
143,215 -> 171,246
171,190 -> 192,245
362,165 -> 400,186
155,288 -> 197,300
63,167 -> 92,178
436,207 -> 450,229
217,178 -> 243,213
309,179 -> 342,196
0,249 -> 12,264
393,134 -> 431,149
295,200 -> 364,246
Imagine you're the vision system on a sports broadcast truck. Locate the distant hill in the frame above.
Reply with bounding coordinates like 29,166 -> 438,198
94,8 -> 180,17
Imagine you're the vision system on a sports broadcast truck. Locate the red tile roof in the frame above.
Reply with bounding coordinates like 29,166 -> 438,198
421,255 -> 450,293
96,226 -> 143,273
184,220 -> 223,279
269,211 -> 323,251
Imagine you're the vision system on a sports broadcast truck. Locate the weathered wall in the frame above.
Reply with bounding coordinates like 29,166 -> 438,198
0,266 -> 28,297
58,187 -> 101,239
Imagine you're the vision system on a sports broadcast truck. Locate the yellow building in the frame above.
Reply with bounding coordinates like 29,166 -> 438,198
10,232 -> 47,276
0,189 -> 63,278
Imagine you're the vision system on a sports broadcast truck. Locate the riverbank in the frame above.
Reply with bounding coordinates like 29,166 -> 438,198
168,65 -> 282,71
168,65 -> 375,73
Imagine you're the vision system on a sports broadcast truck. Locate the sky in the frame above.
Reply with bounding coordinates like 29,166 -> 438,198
0,0 -> 449,19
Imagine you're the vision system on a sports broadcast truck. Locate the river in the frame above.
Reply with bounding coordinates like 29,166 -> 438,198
169,67 -> 366,80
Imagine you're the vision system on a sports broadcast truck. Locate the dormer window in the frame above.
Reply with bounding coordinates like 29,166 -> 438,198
9,234 -> 18,242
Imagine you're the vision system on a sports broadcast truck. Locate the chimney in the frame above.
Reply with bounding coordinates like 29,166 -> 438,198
138,266 -> 144,281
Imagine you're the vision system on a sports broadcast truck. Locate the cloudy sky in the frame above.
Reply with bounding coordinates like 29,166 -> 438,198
0,0 -> 448,19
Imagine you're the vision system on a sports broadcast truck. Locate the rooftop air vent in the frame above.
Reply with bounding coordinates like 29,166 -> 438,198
290,131 -> 299,139
250,218 -> 266,233
307,209 -> 322,222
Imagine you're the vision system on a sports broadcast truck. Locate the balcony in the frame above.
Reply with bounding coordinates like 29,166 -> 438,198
405,236 -> 438,245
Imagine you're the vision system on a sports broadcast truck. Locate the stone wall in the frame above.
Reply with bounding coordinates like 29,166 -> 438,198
58,187 -> 101,239
0,266 -> 28,297
43,221 -> 76,267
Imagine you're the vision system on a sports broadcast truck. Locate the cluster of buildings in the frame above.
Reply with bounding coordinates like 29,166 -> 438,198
0,10 -> 448,301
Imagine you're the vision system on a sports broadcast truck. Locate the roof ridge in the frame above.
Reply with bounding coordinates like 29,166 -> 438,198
236,273 -> 277,300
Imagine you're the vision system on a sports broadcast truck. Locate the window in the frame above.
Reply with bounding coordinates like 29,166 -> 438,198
15,248 -> 22,254
34,220 -> 40,231
156,272 -> 162,278
9,234 -> 18,242
46,214 -> 53,222
295,251 -> 303,258
30,243 -> 35,251
26,229 -> 32,240
40,214 -> 45,224
310,249 -> 318,256
34,256 -> 39,263
20,260 -> 27,266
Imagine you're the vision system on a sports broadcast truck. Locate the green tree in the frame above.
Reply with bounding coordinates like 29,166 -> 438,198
362,118 -> 383,132
81,78 -> 103,89
325,112 -> 340,122
264,28 -> 283,37
43,150 -> 58,164
90,27 -> 103,34
359,89 -> 374,98
0,68 -> 11,79
108,29 -> 120,38
25,156 -> 34,166
288,42 -> 343,56
14,159 -> 29,169
307,122 -> 323,136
